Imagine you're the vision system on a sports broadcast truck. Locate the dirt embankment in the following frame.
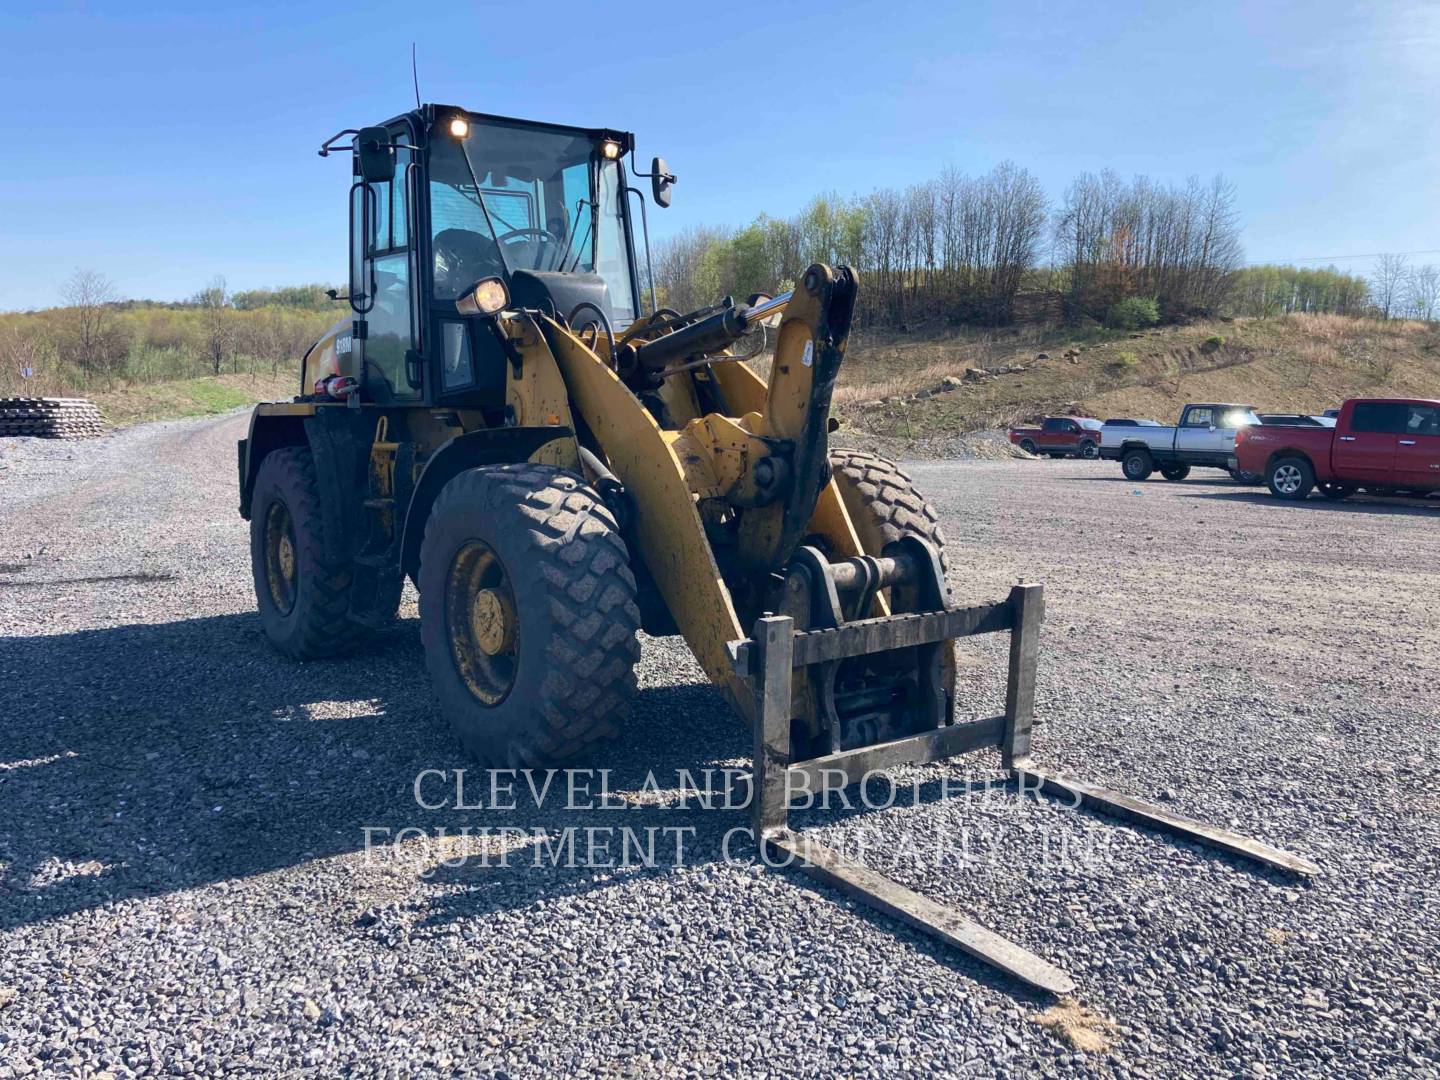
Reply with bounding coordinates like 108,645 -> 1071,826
832,313 -> 1440,451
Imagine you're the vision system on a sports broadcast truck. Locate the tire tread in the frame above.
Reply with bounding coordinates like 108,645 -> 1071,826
252,446 -> 369,659
420,464 -> 640,768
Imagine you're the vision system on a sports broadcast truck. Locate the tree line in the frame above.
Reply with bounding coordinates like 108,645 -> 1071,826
653,162 -> 1051,328
652,165 -> 1439,330
651,165 -> 1246,328
0,271 -> 339,397
1226,264 -> 1371,318
1225,259 -> 1439,321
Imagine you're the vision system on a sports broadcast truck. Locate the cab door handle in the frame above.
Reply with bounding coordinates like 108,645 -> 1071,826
1399,439 -> 1417,446
1338,436 -> 1357,442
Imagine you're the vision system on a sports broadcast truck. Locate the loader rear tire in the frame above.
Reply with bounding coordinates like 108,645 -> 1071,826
418,463 -> 641,768
828,449 -> 949,575
250,446 -> 372,659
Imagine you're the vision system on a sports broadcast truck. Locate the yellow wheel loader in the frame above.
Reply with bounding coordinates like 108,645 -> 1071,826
239,104 -> 1316,994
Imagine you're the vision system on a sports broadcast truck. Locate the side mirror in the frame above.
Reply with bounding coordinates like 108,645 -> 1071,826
355,126 -> 395,184
651,156 -> 675,208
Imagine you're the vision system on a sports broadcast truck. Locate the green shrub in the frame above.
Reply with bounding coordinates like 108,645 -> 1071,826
1113,350 -> 1140,369
1105,296 -> 1161,330
1200,334 -> 1224,354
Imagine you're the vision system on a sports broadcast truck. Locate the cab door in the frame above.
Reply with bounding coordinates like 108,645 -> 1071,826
1334,402 -> 1402,483
349,127 -> 420,403
1039,417 -> 1064,450
1174,406 -> 1216,455
1395,404 -> 1440,490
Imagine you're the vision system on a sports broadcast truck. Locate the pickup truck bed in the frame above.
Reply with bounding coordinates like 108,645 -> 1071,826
1235,397 -> 1440,500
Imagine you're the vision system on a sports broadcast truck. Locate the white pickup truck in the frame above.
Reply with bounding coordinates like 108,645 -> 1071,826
1100,403 -> 1261,482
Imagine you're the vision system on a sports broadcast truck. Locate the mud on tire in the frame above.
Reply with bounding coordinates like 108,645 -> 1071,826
418,463 -> 641,768
250,446 -> 375,659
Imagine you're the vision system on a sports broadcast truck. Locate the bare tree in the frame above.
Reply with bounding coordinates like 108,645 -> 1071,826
1053,172 -> 1240,319
1371,254 -> 1409,319
59,268 -> 125,382
1405,264 -> 1439,322
195,275 -> 233,374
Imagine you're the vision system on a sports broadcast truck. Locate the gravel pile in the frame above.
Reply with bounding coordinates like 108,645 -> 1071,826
943,429 -> 1037,461
838,429 -> 1036,463
0,415 -> 1436,1077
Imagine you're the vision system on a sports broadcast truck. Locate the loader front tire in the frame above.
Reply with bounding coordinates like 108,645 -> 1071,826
418,464 -> 641,768
828,449 -> 949,575
250,446 -> 371,659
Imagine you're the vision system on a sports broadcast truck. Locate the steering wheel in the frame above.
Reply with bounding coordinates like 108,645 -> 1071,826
494,227 -> 564,270
433,228 -> 504,298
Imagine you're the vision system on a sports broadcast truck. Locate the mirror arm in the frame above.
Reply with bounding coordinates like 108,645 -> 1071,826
626,148 -> 656,177
319,129 -> 419,158
627,148 -> 676,185
318,129 -> 361,157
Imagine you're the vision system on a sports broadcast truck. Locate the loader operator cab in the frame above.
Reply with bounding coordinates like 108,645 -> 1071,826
333,105 -> 657,410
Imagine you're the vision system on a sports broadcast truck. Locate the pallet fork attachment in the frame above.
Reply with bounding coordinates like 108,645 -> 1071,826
730,579 -> 1319,996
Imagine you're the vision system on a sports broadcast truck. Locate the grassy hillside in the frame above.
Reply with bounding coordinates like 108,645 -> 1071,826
22,312 -> 1440,442
88,372 -> 297,428
831,314 -> 1440,448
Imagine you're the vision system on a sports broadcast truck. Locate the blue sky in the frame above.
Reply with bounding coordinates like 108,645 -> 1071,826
1,0 -> 1436,310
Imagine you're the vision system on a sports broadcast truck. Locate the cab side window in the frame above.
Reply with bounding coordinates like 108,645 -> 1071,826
1406,405 -> 1439,435
1184,407 -> 1214,427
1350,402 -> 1406,433
360,131 -> 417,401
1042,418 -> 1063,433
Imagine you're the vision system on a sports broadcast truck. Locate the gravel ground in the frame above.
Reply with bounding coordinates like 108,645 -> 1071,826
1,414 -> 1438,1078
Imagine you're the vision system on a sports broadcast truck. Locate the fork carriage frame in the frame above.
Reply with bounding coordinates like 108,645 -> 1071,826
729,580 -> 1319,996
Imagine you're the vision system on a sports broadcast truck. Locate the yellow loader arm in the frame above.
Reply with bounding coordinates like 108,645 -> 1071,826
545,265 -> 866,705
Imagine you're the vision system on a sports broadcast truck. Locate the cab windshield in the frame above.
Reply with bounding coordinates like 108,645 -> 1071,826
428,118 -> 637,323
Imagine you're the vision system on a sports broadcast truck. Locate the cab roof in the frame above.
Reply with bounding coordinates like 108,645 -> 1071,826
381,103 -> 635,154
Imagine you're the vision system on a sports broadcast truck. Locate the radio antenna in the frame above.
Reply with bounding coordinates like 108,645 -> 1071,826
411,43 -> 422,109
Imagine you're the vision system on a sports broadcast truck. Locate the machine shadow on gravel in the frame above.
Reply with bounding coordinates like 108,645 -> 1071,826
0,612 -> 1092,997
0,613 -> 757,933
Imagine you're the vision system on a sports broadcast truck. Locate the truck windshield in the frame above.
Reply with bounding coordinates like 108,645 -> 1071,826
428,118 -> 637,322
1220,408 -> 1258,428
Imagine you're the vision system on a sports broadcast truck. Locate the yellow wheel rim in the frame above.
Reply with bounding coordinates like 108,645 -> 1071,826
446,541 -> 519,705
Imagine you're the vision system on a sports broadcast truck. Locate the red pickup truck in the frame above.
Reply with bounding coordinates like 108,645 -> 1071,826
1007,416 -> 1103,459
1234,397 -> 1440,500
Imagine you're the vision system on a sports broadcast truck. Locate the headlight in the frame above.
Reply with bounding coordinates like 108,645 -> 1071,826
456,277 -> 509,317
